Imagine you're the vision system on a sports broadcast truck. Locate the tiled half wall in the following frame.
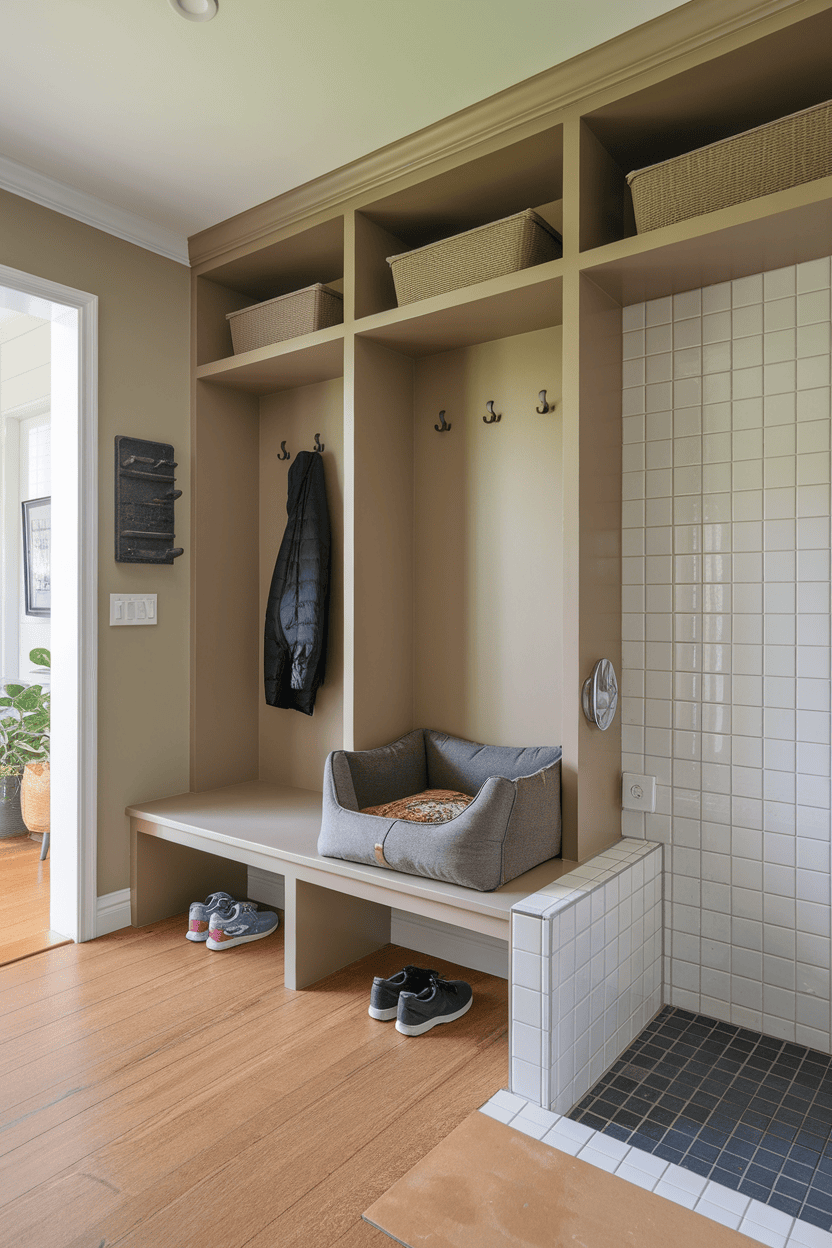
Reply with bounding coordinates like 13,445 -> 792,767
510,838 -> 662,1113
620,256 -> 832,1051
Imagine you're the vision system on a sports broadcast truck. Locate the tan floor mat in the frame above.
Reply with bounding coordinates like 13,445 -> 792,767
363,1110 -> 756,1246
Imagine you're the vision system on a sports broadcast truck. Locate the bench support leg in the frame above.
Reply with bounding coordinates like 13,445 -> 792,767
284,876 -> 391,990
131,825 -> 248,927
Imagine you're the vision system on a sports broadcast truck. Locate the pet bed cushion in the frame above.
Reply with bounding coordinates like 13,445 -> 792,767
318,728 -> 562,891
361,789 -> 474,823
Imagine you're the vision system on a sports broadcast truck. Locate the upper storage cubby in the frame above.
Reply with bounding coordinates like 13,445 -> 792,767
354,125 -> 563,334
195,216 -> 345,394
579,6 -> 832,254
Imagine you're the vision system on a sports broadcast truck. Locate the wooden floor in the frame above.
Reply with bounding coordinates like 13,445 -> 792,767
0,834 -> 66,967
0,916 -> 508,1247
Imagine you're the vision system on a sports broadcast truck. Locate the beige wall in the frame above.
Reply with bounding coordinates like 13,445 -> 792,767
0,188 -> 191,897
259,379 -> 345,789
414,326 -> 563,749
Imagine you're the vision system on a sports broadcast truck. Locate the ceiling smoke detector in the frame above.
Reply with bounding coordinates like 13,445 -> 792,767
168,0 -> 218,21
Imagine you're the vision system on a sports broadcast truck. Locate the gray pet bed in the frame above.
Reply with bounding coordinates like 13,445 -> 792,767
317,728 -> 562,892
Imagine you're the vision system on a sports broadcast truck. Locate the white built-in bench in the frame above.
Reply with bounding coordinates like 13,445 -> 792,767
128,781 -> 577,989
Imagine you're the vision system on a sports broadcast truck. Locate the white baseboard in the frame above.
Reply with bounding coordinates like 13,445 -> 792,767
391,910 -> 508,979
96,888 -> 131,937
247,866 -> 285,910
247,868 -> 506,978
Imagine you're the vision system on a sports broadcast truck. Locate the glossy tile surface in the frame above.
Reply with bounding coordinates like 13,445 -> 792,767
621,258 -> 832,1051
571,1006 -> 832,1232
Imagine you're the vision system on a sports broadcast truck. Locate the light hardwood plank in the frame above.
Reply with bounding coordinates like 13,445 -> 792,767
0,915 -> 185,990
0,931 -> 70,966
0,836 -> 52,968
0,924 -> 279,1075
0,931 -> 507,1248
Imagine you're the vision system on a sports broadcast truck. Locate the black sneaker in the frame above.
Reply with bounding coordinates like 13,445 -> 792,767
395,974 -> 473,1036
368,965 -> 437,1020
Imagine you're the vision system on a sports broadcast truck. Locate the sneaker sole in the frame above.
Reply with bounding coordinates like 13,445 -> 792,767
186,931 -> 209,942
205,927 -> 277,950
368,1004 -> 398,1021
395,996 -> 472,1036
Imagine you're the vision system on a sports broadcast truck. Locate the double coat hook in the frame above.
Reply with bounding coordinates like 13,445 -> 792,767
276,434 -> 325,460
434,410 -> 452,432
483,401 -> 501,424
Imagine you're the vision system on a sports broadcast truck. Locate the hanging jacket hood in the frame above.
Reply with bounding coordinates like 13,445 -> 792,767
264,450 -> 331,715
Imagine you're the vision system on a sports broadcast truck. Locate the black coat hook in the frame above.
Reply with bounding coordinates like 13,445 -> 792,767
434,410 -> 452,432
277,441 -> 290,460
313,433 -> 324,453
536,390 -> 554,414
483,401 -> 501,424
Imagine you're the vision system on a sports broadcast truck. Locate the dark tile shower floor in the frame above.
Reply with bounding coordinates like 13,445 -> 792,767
569,1006 -> 832,1232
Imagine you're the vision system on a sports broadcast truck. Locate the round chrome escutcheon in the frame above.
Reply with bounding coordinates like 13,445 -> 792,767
581,658 -> 619,731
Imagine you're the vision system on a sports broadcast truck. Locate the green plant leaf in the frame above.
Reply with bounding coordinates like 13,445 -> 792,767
15,689 -> 41,712
28,647 -> 50,669
3,684 -> 24,698
0,697 -> 13,707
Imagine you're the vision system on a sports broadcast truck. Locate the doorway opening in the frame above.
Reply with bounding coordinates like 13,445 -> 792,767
0,265 -> 97,959
0,303 -> 54,958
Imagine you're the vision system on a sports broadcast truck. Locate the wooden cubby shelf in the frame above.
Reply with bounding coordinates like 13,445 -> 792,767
580,176 -> 832,305
189,0 -> 832,868
196,324 -> 345,395
354,263 -> 563,356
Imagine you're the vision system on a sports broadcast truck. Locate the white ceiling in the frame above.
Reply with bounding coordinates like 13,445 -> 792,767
0,0 -> 686,256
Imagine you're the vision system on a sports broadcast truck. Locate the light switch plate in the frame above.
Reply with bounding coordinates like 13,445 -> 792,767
110,593 -> 157,626
622,772 -> 656,813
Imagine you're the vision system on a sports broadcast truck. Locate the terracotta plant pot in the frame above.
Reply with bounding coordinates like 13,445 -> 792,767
21,761 -> 50,834
0,772 -> 26,837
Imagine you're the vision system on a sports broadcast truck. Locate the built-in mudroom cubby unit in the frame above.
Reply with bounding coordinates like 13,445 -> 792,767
188,91 -> 629,868
179,0 -> 832,974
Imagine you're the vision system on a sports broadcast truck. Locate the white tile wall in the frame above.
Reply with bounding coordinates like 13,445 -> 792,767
478,1093 -> 832,1248
510,839 -> 662,1113
621,257 -> 832,1051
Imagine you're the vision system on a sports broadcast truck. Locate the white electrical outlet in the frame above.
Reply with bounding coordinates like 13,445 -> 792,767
110,593 -> 157,626
622,772 -> 656,813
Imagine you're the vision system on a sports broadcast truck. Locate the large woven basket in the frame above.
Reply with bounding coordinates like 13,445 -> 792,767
21,761 -> 49,834
387,209 -> 562,306
226,283 -> 343,354
627,99 -> 832,233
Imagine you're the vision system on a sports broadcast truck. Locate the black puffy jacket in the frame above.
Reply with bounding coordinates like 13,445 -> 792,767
264,451 -> 330,715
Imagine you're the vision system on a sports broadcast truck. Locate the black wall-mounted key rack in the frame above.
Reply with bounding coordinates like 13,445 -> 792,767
114,435 -> 184,564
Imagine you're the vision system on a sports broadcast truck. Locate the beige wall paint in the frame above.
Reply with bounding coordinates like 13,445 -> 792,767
259,379 -> 344,789
190,381 -> 259,793
0,188 -> 191,897
414,326 -> 563,749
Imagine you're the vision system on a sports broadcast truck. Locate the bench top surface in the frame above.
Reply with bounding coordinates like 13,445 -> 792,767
128,780 -> 577,921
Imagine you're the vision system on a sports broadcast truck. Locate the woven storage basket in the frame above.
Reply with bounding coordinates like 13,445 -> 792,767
226,283 -> 343,354
627,99 -> 832,233
386,209 -> 562,306
21,761 -> 49,834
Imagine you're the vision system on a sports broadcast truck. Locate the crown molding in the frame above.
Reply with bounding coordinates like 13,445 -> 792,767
0,154 -> 190,267
189,0 -> 820,270
0,396 -> 50,421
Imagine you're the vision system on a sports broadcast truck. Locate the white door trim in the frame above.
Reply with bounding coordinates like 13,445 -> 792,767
0,262 -> 98,943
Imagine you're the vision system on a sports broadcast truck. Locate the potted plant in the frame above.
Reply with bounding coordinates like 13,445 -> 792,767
0,648 -> 50,839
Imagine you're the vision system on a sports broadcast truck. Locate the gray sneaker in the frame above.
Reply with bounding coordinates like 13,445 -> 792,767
206,903 -> 279,950
186,892 -> 257,942
395,974 -> 473,1035
368,965 -> 437,1020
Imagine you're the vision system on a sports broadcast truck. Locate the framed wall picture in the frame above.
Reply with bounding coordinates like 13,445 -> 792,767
22,496 -> 51,617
